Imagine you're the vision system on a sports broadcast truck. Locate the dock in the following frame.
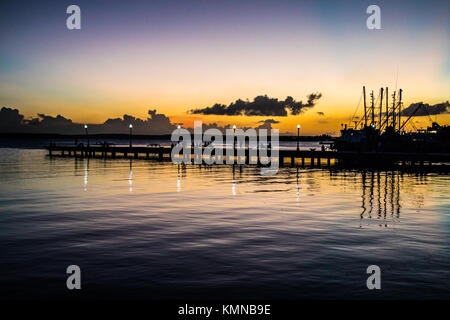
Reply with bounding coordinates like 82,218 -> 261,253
46,145 -> 450,168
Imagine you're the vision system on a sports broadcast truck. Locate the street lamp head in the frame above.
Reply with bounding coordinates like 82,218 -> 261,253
129,124 -> 133,129
297,124 -> 301,129
84,124 -> 88,129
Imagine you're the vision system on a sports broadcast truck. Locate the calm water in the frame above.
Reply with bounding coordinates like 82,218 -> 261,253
0,148 -> 449,299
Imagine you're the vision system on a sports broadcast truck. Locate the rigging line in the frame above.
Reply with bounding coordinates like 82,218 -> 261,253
374,91 -> 381,111
355,89 -> 380,128
410,120 -> 418,132
349,90 -> 363,126
424,104 -> 435,124
371,92 -> 381,126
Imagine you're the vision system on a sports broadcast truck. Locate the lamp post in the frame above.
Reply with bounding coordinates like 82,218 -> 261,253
233,124 -> 236,151
84,124 -> 89,147
297,124 -> 301,151
129,124 -> 133,147
177,125 -> 182,148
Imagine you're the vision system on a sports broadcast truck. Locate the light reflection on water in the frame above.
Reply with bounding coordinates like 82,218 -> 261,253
0,149 -> 449,299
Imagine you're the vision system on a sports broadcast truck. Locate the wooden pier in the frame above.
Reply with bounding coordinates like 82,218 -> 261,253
46,145 -> 450,168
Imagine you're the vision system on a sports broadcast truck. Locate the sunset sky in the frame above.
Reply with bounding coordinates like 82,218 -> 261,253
1,0 -> 449,135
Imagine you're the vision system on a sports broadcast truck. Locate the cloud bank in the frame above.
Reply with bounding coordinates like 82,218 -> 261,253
0,107 -> 177,135
190,93 -> 322,116
0,108 -> 280,135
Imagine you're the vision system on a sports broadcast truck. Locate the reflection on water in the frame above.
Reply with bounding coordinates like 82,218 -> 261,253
84,159 -> 89,192
0,149 -> 449,299
129,159 -> 133,193
359,171 -> 402,228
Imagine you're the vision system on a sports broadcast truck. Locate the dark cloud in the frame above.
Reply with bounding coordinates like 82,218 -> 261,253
0,107 -> 280,135
35,113 -> 74,127
401,101 -> 449,117
194,122 -> 231,133
102,109 -> 176,134
0,107 -> 79,133
257,119 -> 279,124
256,119 -> 279,130
0,107 -> 177,135
0,107 -> 24,129
190,93 -> 322,116
190,119 -> 278,134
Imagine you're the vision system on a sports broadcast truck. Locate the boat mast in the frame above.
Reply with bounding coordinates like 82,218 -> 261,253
379,88 -> 383,130
398,89 -> 402,133
370,91 -> 375,126
363,86 -> 367,127
391,91 -> 396,128
385,87 -> 389,127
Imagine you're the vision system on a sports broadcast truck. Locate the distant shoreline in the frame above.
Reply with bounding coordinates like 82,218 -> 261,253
0,132 -> 334,142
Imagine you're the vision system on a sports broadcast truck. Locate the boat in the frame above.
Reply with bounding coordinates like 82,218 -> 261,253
332,87 -> 449,153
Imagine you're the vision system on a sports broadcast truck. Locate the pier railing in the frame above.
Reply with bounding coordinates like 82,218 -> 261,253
46,145 -> 450,168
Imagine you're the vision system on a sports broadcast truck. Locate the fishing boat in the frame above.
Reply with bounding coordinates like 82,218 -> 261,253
333,87 -> 449,153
